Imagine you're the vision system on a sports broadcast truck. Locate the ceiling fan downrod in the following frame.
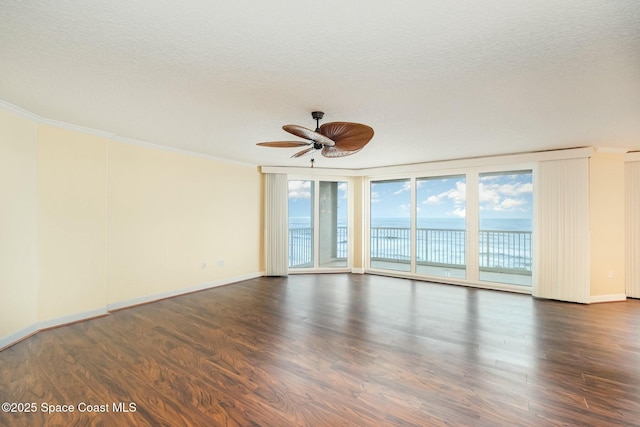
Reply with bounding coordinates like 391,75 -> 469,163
311,111 -> 324,132
310,112 -> 323,167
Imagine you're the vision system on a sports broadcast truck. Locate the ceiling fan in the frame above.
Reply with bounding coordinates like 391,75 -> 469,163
257,111 -> 374,167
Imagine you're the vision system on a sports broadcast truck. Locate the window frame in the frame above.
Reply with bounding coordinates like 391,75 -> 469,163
364,162 -> 535,293
287,175 -> 354,273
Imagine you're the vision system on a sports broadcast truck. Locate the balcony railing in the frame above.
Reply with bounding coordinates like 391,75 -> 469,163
289,227 -> 314,268
290,226 -> 532,274
479,229 -> 532,274
289,226 -> 348,268
370,227 -> 532,275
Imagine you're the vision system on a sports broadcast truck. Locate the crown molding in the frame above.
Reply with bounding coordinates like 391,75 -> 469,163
625,152 -> 640,162
112,135 -> 258,168
0,99 -> 257,168
595,147 -> 629,154
261,147 -> 595,177
0,98 -> 115,139
0,98 -> 43,122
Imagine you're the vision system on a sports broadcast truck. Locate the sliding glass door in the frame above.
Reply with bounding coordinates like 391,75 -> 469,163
288,179 -> 349,270
367,169 -> 533,289
415,175 -> 466,279
478,171 -> 533,285
370,179 -> 411,271
288,180 -> 314,268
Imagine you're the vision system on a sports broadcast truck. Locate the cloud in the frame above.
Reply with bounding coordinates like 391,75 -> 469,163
338,182 -> 348,198
421,181 -> 466,207
497,198 -> 526,210
424,195 -> 441,205
394,181 -> 412,194
448,181 -> 466,204
288,180 -> 312,199
450,207 -> 466,218
479,179 -> 532,212
496,182 -> 533,196
371,191 -> 380,203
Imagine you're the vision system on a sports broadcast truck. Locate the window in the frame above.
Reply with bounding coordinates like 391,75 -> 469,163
288,179 -> 349,270
478,171 -> 533,286
370,179 -> 411,271
416,175 -> 466,279
366,168 -> 534,290
288,180 -> 314,268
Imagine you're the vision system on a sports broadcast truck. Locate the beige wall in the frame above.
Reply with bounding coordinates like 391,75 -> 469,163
37,125 -> 108,321
107,141 -> 262,303
0,109 -> 38,340
0,106 -> 263,347
589,151 -> 626,297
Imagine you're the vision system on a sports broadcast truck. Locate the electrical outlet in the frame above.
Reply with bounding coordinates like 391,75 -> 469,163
217,260 -> 224,268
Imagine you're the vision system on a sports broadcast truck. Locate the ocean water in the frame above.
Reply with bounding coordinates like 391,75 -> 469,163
288,217 -> 532,270
290,217 -> 531,231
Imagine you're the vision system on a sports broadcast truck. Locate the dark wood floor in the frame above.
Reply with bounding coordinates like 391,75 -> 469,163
1,274 -> 639,426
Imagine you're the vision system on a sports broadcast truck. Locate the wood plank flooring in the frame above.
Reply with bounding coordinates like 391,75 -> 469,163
1,274 -> 639,426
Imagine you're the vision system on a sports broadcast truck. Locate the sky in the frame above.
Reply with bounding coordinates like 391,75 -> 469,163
288,172 -> 533,224
371,172 -> 533,220
288,180 -> 348,224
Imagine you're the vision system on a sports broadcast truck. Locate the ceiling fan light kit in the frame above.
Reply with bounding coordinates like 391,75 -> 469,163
257,111 -> 374,167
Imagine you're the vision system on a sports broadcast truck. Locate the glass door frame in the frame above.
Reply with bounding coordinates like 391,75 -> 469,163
364,162 -> 535,294
288,174 -> 354,273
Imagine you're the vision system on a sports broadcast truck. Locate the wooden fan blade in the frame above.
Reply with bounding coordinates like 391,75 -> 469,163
319,122 -> 374,152
256,141 -> 310,148
291,147 -> 315,158
321,146 -> 362,158
283,125 -> 335,146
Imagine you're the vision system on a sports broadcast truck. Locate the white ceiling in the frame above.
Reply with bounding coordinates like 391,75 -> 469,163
1,1 -> 639,169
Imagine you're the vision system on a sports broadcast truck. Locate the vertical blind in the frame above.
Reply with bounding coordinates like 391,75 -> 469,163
535,158 -> 590,303
264,173 -> 288,276
626,161 -> 640,298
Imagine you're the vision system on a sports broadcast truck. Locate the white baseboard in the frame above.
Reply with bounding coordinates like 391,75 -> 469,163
38,307 -> 109,331
0,307 -> 109,350
106,272 -> 264,311
0,324 -> 39,351
589,294 -> 627,303
1,272 -> 264,350
351,268 -> 365,274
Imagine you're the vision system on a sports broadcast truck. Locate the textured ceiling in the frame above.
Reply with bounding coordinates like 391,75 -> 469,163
1,1 -> 639,169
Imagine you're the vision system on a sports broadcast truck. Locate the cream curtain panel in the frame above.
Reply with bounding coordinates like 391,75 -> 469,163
265,173 -> 289,276
535,158 -> 590,303
626,161 -> 640,298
